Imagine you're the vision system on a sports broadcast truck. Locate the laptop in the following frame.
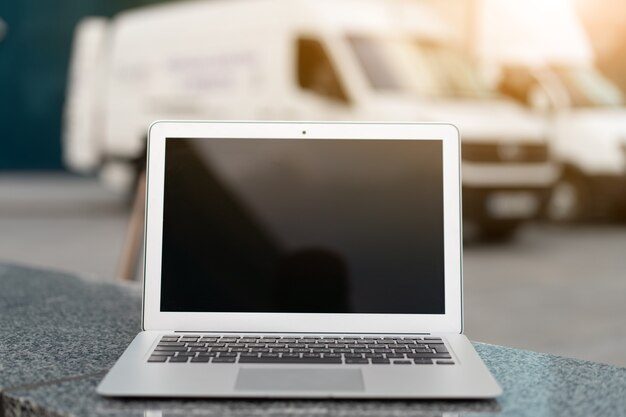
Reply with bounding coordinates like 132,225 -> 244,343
97,121 -> 502,398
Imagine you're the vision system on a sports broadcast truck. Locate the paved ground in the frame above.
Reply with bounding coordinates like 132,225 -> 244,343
0,174 -> 129,281
464,224 -> 626,367
1,174 -> 625,367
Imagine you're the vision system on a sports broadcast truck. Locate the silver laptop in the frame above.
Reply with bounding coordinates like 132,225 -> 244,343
97,121 -> 502,398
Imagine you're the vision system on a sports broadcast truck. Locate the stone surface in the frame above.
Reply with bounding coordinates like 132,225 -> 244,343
1,264 -> 625,417
0,263 -> 141,391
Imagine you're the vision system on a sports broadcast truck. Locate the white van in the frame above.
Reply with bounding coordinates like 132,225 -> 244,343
476,0 -> 626,220
497,65 -> 626,220
63,0 -> 556,238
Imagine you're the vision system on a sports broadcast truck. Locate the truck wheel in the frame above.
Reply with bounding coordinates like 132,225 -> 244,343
478,220 -> 521,241
546,174 -> 589,222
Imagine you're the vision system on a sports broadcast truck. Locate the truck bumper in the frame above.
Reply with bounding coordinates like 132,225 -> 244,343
463,186 -> 552,223
462,163 -> 558,188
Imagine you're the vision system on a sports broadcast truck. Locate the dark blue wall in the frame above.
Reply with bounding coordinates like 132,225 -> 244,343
0,0 -> 173,170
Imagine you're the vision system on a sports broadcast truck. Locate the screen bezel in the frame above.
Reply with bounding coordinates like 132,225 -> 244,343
143,121 -> 463,334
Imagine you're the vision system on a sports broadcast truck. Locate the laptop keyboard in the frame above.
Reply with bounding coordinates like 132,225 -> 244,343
147,335 -> 455,365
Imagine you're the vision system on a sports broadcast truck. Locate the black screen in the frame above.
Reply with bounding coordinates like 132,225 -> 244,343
160,138 -> 445,314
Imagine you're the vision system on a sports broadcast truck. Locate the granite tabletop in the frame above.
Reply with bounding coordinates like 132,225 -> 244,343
1,263 -> 625,417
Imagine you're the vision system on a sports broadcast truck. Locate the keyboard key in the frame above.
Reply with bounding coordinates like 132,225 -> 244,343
414,359 -> 433,365
436,360 -> 455,365
393,360 -> 412,365
157,342 -> 186,347
190,357 -> 211,363
177,352 -> 196,357
408,353 -> 451,359
211,347 -> 228,352
150,351 -> 176,356
154,347 -> 188,352
212,357 -> 237,363
230,347 -> 248,352
169,356 -> 189,363
148,356 -> 168,362
281,354 -> 301,359
345,358 -> 369,364
371,358 -> 391,364
344,353 -> 363,359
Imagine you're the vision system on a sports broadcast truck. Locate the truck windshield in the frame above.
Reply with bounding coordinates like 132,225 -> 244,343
348,35 -> 495,99
551,66 -> 624,108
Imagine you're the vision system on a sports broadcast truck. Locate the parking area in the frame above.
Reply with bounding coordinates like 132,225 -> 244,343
464,223 -> 626,367
2,174 -> 625,367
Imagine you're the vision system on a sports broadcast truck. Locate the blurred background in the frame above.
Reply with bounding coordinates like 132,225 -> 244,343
1,0 -> 625,367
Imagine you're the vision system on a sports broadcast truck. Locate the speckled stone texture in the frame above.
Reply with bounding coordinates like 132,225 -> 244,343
1,264 -> 626,417
0,263 -> 141,390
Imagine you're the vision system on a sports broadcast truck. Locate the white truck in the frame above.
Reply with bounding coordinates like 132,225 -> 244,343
64,0 -> 556,238
476,0 -> 626,221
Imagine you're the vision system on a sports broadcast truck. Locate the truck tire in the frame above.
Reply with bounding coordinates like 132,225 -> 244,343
546,173 -> 589,222
477,220 -> 521,241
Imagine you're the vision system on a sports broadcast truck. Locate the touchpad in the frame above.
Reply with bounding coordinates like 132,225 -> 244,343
235,368 -> 364,391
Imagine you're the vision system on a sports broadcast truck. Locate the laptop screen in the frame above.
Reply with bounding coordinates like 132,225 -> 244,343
160,138 -> 445,314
